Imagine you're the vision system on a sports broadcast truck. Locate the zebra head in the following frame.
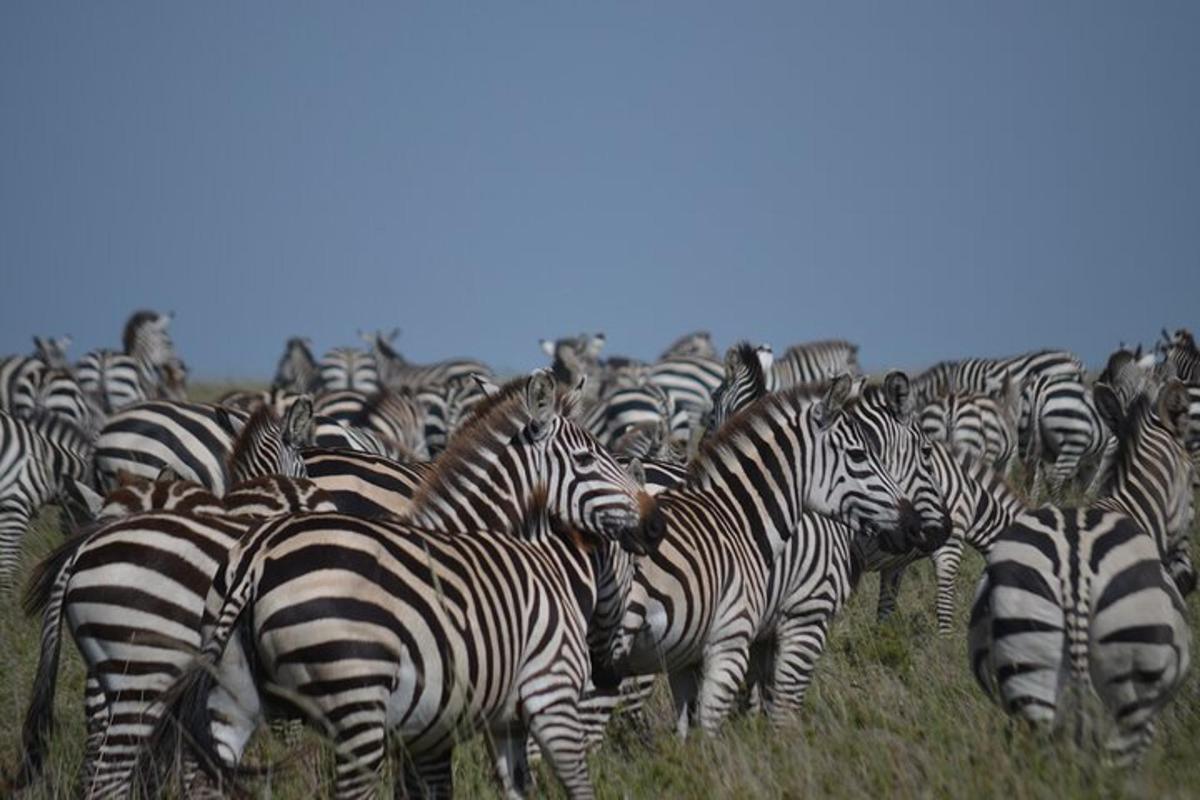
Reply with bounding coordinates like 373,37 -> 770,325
524,371 -> 665,554
1095,379 -> 1197,596
802,374 -> 923,549
226,397 -> 315,486
854,371 -> 951,554
273,337 -> 318,392
708,342 -> 771,434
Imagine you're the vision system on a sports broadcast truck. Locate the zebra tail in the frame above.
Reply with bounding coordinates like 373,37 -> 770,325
135,557 -> 261,795
15,557 -> 72,788
21,523 -> 94,617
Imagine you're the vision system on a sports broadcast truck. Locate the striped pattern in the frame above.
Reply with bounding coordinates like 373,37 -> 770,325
659,330 -> 717,361
0,410 -> 93,589
769,339 -> 861,388
271,337 -> 320,393
364,328 -> 493,390
911,349 -> 1084,408
317,347 -> 379,394
920,386 -> 1019,472
968,380 -> 1195,765
0,356 -> 47,418
143,372 -> 662,799
1019,373 -> 1108,496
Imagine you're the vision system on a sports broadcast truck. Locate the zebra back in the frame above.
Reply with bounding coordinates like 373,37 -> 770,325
317,347 -> 379,394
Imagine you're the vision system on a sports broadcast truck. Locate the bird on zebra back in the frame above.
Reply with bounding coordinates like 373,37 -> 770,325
136,370 -> 664,800
968,377 -> 1195,767
92,396 -> 315,494
609,373 -> 942,738
0,409 -> 96,590
14,472 -> 337,798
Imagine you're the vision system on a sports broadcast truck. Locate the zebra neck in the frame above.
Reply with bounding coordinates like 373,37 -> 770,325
1096,487 -> 1169,556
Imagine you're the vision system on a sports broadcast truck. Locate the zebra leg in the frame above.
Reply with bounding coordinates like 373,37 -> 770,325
400,753 -> 454,800
764,608 -> 832,723
528,700 -> 593,800
694,636 -> 752,735
931,538 -> 965,635
876,567 -> 905,623
80,674 -> 108,789
744,638 -> 774,716
668,668 -> 699,740
488,725 -> 532,800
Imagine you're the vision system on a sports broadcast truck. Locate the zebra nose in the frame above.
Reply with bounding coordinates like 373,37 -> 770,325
897,499 -> 921,542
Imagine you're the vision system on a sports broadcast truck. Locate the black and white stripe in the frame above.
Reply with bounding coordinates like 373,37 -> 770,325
911,349 -> 1084,409
271,337 -> 321,393
317,347 -> 379,394
363,328 -> 493,389
968,379 -> 1195,765
1019,372 -> 1109,496
920,382 -> 1020,473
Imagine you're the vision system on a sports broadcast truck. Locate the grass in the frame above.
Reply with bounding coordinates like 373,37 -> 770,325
2,385 -> 1198,797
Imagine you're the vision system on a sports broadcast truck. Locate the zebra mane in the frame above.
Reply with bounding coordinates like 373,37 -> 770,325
121,309 -> 165,354
728,341 -> 768,394
780,339 -> 858,358
687,383 -> 830,486
226,405 -> 280,474
409,375 -> 577,513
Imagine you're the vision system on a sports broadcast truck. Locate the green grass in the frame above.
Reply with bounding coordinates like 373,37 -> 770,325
2,387 -> 1198,798
3,509 -> 1198,799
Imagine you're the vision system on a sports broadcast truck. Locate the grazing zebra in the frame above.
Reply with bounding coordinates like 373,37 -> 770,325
659,330 -> 717,361
0,410 -> 94,589
910,349 -> 1084,409
968,379 -> 1195,766
862,445 -> 1028,634
15,474 -> 337,797
271,336 -> 321,393
1019,372 -> 1109,497
93,398 -> 313,494
362,328 -> 493,389
76,310 -> 187,413
920,376 -> 1020,472
610,375 -> 938,737
317,346 -> 379,394
141,371 -> 664,799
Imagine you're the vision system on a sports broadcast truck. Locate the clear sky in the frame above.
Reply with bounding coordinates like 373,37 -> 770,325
3,2 -> 1197,379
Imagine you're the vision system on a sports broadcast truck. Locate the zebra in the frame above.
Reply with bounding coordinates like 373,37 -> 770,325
317,346 -> 380,394
1019,372 -> 1109,497
140,371 -> 664,799
609,374 -> 939,738
1159,327 -> 1200,383
910,349 -> 1084,409
579,379 -> 688,450
272,336 -> 321,393
647,353 -> 723,438
15,474 -> 338,797
93,397 -> 314,494
0,410 -> 95,589
769,339 -> 861,388
968,378 -> 1195,766
707,342 -> 778,433
659,330 -> 717,361
76,310 -> 187,412
0,355 -> 48,418
33,334 -> 73,370
862,444 -> 1028,634
362,328 -> 493,389
302,447 -> 430,518
919,375 -> 1020,472
311,388 -> 428,459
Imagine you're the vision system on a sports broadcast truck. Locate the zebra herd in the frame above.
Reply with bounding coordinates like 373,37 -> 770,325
0,311 -> 1197,798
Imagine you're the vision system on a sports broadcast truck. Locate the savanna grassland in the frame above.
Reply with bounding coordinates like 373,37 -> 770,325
2,385 -> 1198,799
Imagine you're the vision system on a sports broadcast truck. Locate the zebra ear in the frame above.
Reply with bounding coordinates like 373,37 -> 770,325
626,457 -> 646,487
155,465 -> 180,483
1093,383 -> 1124,437
882,371 -> 912,422
284,395 -> 315,446
472,373 -> 501,398
816,374 -> 854,429
525,370 -> 557,436
1158,379 -> 1191,444
755,345 -> 774,372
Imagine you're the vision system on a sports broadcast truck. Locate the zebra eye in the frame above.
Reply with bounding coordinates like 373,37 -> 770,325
573,451 -> 597,469
846,448 -> 869,464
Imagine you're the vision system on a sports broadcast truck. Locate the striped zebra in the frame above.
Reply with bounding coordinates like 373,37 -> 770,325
919,376 -> 1020,472
580,379 -> 687,450
302,447 -> 430,518
310,389 -> 428,459
77,310 -> 187,412
647,353 -> 723,437
769,339 -> 861,387
1159,327 -> 1200,383
271,336 -> 321,393
910,349 -> 1084,409
610,375 -> 939,737
0,355 -> 47,418
93,398 -> 313,494
968,379 -> 1195,765
1019,372 -> 1109,497
141,371 -> 664,799
362,328 -> 493,389
707,340 -> 857,426
862,445 -> 1028,634
0,410 -> 94,589
317,346 -> 379,394
15,474 -> 337,796
659,330 -> 717,361
707,342 -> 777,432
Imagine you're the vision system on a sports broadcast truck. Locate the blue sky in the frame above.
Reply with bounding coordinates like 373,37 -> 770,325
2,3 -> 1198,378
